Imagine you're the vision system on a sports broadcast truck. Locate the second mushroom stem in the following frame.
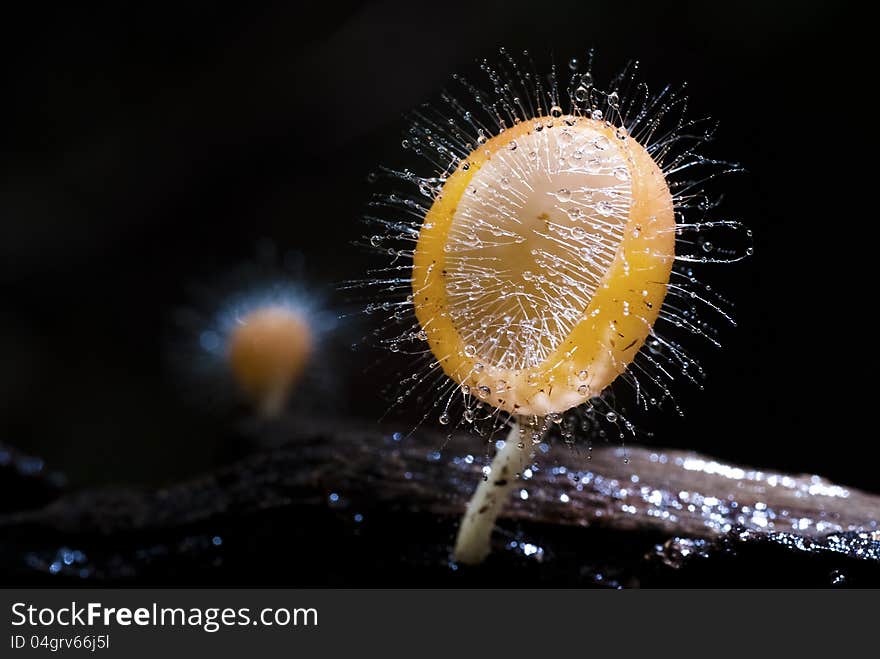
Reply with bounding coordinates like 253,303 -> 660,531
453,416 -> 542,565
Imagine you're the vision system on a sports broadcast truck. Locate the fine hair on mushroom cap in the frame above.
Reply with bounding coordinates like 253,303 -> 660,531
353,49 -> 752,446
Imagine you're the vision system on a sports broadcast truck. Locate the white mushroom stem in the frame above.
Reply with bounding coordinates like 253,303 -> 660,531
453,417 -> 539,565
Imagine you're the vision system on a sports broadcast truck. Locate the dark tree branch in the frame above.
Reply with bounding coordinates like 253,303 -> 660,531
2,421 -> 878,585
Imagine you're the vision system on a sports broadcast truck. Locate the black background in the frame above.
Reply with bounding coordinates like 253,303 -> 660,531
1,1 -> 867,492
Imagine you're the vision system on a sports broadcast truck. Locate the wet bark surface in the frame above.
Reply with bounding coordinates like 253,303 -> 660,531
2,422 -> 879,587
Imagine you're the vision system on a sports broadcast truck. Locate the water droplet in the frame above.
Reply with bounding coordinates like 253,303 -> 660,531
439,413 -> 450,425
607,91 -> 619,107
606,411 -> 618,422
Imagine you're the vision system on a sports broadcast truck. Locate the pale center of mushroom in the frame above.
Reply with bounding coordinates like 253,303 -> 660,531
445,123 -> 633,370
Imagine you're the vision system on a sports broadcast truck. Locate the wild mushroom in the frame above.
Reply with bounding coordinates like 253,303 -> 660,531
359,51 -> 751,564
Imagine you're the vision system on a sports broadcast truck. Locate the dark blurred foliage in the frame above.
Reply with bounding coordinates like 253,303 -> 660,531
0,2 -> 867,490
